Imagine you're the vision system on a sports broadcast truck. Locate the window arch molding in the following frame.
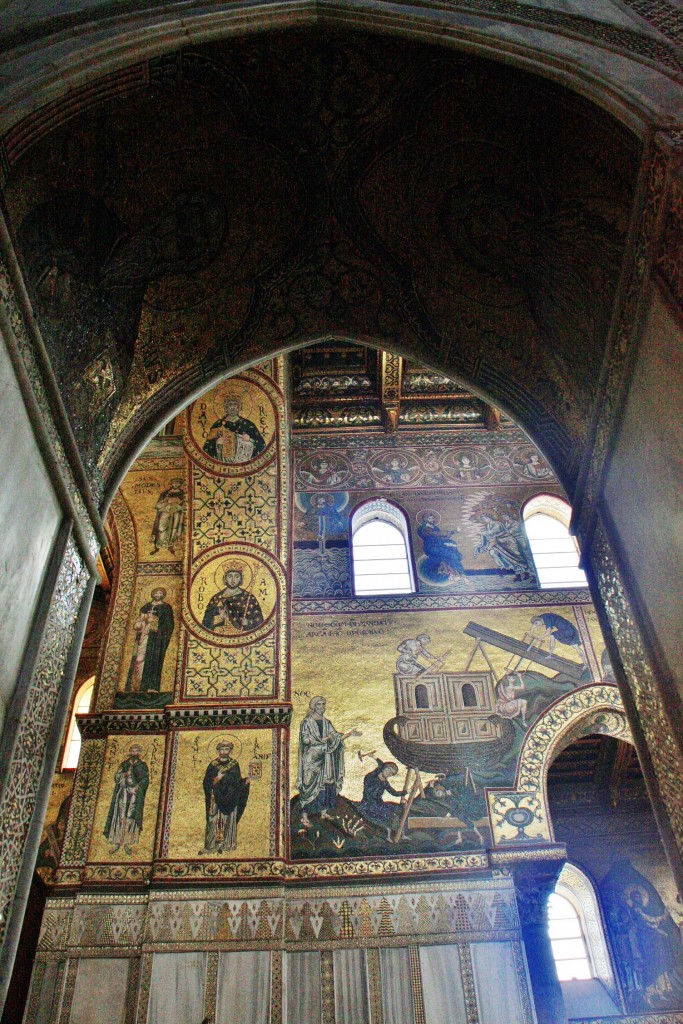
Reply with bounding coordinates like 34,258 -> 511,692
350,498 -> 417,597
61,676 -> 95,771
522,493 -> 588,589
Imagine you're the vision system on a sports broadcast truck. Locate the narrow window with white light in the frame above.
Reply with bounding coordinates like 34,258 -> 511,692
548,892 -> 593,981
61,676 -> 95,770
523,494 -> 588,589
351,500 -> 416,596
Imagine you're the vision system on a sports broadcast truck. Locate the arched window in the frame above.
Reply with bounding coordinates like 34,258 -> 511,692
61,677 -> 95,770
548,864 -> 621,1015
461,683 -> 478,708
351,500 -> 415,596
523,495 -> 587,589
415,684 -> 430,709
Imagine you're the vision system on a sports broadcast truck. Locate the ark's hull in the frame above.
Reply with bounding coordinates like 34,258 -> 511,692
383,715 -> 515,774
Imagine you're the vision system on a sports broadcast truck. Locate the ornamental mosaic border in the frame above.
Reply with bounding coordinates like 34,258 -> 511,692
23,958 -> 47,1024
270,949 -> 283,1024
95,494 -> 137,710
515,684 -> 624,793
444,0 -> 683,80
124,956 -> 142,1024
134,953 -> 153,1024
292,588 -> 592,616
366,948 -> 384,1024
576,140 -> 670,545
79,705 -> 292,737
623,0 -> 683,46
57,958 -> 78,1024
0,244 -> 100,557
35,880 -> 522,955
59,738 -> 106,869
655,168 -> 683,310
0,537 -> 88,949
146,874 -> 517,903
487,684 -> 625,846
458,942 -> 480,1024
149,850 -> 491,885
409,946 -> 426,1024
293,427 -> 531,451
590,514 -> 683,860
511,938 -> 537,1024
321,949 -> 336,1024
203,951 -> 219,1022
81,864 -> 153,885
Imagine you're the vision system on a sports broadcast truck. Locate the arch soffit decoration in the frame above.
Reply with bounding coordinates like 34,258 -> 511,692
0,28 -> 658,508
487,684 -> 631,844
1,3 -> 681,131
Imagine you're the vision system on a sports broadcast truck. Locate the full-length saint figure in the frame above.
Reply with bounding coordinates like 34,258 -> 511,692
150,478 -> 185,554
125,588 -> 174,693
297,696 -> 361,828
203,396 -> 266,463
201,742 -> 250,853
104,744 -> 149,854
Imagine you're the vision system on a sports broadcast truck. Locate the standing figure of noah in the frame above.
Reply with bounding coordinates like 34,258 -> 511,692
201,742 -> 250,853
297,696 -> 362,828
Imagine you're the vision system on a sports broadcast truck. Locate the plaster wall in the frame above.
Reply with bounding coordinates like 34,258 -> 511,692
603,287 -> 683,699
0,325 -> 61,738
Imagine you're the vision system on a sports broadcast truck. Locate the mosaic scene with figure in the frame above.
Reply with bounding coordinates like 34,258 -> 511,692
28,340 -> 683,1021
1,14 -> 681,1024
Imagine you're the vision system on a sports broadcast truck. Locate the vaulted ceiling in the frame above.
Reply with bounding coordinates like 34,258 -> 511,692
3,30 -> 643,502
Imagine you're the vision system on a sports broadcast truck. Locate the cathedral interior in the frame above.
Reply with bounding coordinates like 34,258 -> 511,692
0,5 -> 682,1024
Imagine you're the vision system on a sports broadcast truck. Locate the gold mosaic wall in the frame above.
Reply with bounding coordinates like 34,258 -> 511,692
59,359 -> 289,885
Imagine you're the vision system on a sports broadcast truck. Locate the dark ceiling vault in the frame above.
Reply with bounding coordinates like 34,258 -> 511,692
3,30 -> 641,500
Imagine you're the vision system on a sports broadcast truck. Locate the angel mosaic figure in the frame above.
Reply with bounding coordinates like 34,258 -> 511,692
474,511 -> 529,580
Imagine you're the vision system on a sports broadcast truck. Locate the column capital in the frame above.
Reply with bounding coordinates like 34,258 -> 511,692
511,859 -> 566,928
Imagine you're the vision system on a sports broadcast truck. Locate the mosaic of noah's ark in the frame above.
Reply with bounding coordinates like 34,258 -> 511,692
289,603 -> 610,860
54,363 -> 627,886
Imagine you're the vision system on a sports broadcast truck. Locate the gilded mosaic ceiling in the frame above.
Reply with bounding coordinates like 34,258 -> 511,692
3,30 -> 640,499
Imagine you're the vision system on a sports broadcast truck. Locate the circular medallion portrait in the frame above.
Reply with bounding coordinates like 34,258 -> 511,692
187,374 -> 278,473
369,451 -> 420,486
442,448 -> 492,483
188,550 -> 279,643
296,452 -> 350,490
512,446 -> 554,482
